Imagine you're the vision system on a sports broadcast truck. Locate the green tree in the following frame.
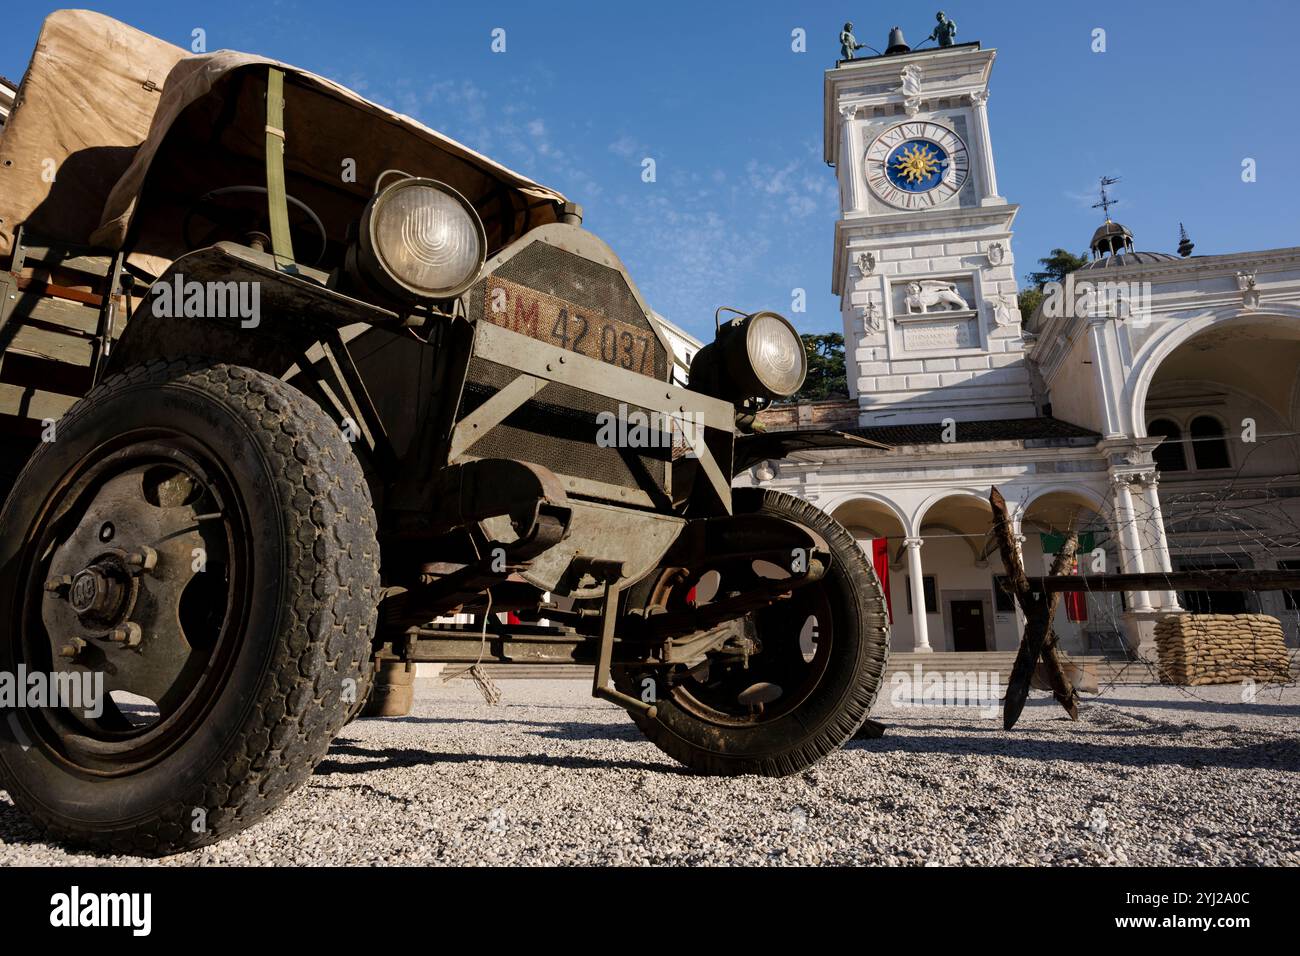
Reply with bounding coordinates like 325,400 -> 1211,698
1018,248 -> 1089,318
792,332 -> 847,402
1026,248 -> 1090,287
1017,287 -> 1044,318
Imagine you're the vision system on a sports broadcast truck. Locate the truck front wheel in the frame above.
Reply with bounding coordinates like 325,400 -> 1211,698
0,360 -> 379,855
618,488 -> 890,776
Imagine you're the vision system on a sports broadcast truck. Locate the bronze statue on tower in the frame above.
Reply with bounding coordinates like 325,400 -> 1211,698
929,11 -> 958,47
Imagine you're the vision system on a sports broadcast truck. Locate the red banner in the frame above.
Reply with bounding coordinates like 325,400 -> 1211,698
1065,556 -> 1087,622
872,538 -> 893,624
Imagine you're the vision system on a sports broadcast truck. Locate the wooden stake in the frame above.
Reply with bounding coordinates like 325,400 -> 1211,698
989,487 -> 1081,729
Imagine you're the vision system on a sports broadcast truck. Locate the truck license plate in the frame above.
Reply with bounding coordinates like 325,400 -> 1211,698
482,276 -> 655,375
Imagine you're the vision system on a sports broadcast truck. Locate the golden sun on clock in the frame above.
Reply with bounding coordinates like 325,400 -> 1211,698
864,121 -> 969,210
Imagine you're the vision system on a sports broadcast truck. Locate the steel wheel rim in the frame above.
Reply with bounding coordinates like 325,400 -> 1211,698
13,431 -> 254,775
647,563 -> 837,727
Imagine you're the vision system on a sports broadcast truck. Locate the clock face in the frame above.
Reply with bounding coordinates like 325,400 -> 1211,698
864,122 -> 969,209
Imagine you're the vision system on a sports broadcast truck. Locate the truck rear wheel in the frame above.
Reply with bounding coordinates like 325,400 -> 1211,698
619,488 -> 889,776
0,360 -> 379,855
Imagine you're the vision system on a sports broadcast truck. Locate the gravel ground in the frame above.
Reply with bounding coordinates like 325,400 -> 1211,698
2,679 -> 1298,866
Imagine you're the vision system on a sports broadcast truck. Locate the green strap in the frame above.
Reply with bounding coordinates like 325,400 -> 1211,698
265,68 -> 294,268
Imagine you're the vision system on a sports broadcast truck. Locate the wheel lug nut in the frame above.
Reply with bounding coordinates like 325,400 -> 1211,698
124,547 -> 158,573
108,622 -> 143,648
45,575 -> 72,594
58,637 -> 86,659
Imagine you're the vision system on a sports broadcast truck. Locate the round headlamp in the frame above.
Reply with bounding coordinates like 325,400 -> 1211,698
357,177 -> 486,300
689,310 -> 807,402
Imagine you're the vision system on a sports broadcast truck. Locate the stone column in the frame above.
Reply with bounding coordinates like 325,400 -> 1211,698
968,90 -> 1001,203
1139,473 -> 1180,611
1111,476 -> 1153,612
904,536 -> 932,652
839,104 -> 861,212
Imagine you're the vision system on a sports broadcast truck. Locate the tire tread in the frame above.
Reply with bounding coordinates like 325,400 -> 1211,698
1,359 -> 379,855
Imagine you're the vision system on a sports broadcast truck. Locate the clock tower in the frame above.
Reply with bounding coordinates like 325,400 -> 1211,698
825,34 -> 1036,425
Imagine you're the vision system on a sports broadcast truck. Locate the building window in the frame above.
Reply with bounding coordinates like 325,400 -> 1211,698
993,575 -> 1016,613
905,575 -> 937,614
1148,418 -> 1188,472
1190,415 -> 1231,470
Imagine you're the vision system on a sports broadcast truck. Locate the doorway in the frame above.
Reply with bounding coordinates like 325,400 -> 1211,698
950,600 -> 987,651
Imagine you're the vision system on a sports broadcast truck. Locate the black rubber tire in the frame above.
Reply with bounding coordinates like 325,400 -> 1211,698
621,488 -> 889,776
0,436 -> 36,510
0,360 -> 380,855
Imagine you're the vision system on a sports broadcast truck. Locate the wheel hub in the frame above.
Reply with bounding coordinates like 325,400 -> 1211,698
36,458 -> 231,716
68,562 -> 129,626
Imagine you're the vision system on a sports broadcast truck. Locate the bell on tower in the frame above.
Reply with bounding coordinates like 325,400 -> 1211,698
885,27 -> 911,55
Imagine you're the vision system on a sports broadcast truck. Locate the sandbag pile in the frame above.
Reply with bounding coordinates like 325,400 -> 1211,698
1155,614 -> 1293,685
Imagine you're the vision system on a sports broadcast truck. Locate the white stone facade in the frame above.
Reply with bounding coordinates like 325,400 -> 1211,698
826,44 -> 1034,425
743,42 -> 1300,657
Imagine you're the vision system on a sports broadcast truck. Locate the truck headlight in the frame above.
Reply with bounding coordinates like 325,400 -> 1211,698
688,310 -> 807,402
356,177 -> 486,300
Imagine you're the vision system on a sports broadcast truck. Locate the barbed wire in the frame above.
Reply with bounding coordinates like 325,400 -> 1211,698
1010,426 -> 1300,706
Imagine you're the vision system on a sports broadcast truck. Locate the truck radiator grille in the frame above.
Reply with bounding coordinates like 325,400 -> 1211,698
456,356 -> 670,503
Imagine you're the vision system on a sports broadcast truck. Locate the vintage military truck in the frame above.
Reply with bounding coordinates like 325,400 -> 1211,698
0,11 -> 888,855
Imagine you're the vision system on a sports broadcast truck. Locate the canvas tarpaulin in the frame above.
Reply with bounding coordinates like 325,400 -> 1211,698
0,9 -> 184,259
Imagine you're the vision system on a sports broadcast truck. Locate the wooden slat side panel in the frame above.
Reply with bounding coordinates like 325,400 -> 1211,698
0,381 -> 80,420
15,275 -> 105,307
15,293 -> 102,335
18,243 -> 114,279
4,324 -> 95,364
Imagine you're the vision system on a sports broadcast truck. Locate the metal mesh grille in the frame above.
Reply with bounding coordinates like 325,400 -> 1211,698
457,357 -> 669,499
466,241 -> 668,381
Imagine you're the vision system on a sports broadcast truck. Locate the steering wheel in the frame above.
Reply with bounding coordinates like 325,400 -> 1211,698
182,185 -> 328,266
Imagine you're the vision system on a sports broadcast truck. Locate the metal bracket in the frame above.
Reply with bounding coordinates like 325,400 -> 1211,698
591,571 -> 656,718
318,328 -> 398,475
91,250 -> 126,385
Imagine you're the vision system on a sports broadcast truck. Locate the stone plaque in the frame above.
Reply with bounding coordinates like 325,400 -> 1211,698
901,315 -> 977,351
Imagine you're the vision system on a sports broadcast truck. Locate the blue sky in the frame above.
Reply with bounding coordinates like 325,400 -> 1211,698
4,1 -> 1297,341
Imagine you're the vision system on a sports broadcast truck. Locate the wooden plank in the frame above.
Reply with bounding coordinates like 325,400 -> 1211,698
18,243 -> 113,278
17,294 -> 101,335
0,381 -> 79,420
1029,570 -> 1300,593
15,275 -> 104,307
3,324 -> 95,365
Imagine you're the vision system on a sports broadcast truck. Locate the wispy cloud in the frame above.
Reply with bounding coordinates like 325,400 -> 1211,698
608,135 -> 641,159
